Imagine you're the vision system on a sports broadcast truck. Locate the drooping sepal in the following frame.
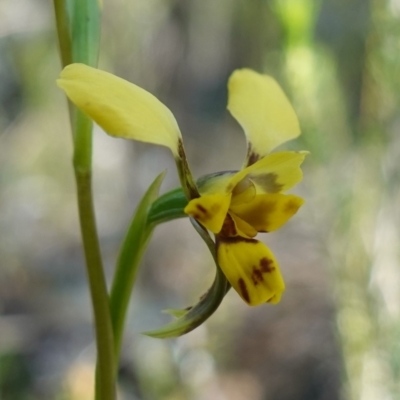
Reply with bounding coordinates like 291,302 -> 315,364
58,64 -> 182,156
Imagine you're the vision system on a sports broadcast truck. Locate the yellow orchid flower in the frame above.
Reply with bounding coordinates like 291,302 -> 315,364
58,64 -> 306,306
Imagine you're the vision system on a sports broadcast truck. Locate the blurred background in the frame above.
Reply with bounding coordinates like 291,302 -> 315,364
1,0 -> 400,399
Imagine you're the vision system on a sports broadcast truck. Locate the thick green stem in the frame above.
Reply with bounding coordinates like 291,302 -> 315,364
73,112 -> 115,400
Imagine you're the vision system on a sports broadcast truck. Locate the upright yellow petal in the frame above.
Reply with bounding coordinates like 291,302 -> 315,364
231,193 -> 304,232
58,64 -> 181,156
217,237 -> 285,305
184,193 -> 231,233
227,69 -> 300,165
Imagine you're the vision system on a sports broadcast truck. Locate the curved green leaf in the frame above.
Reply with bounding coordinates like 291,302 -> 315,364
109,171 -> 166,358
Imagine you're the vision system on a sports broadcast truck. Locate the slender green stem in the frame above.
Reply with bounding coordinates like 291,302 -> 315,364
53,0 -> 72,68
53,0 -> 74,126
73,112 -> 115,400
54,0 -> 114,397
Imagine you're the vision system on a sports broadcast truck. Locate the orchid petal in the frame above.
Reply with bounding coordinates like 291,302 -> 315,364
217,237 -> 285,305
231,193 -> 304,232
184,193 -> 231,233
226,151 -> 308,194
227,69 -> 300,165
58,63 -> 182,156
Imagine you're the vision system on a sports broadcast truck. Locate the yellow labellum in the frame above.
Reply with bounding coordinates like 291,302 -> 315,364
58,64 -> 182,156
217,237 -> 285,305
227,69 -> 300,161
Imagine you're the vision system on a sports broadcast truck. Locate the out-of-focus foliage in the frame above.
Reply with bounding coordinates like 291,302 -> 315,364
1,0 -> 400,399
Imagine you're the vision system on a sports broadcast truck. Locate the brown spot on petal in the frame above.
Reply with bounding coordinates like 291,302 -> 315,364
216,235 -> 258,245
220,214 -> 237,237
238,278 -> 250,303
250,173 -> 284,193
246,145 -> 260,166
251,259 -> 275,286
260,257 -> 275,273
251,266 -> 264,285
192,203 -> 215,222
196,204 -> 208,213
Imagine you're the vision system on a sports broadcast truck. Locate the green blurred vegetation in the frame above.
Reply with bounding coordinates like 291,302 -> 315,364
1,0 -> 400,399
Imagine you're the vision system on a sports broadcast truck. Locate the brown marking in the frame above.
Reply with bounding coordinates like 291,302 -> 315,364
250,173 -> 284,193
220,214 -> 237,237
177,139 -> 200,199
238,278 -> 250,303
251,266 -> 264,285
192,203 -> 212,221
217,235 -> 258,245
284,199 -> 300,214
251,259 -> 275,285
266,297 -> 274,303
246,145 -> 261,166
177,139 -> 186,159
260,257 -> 275,273
196,204 -> 208,213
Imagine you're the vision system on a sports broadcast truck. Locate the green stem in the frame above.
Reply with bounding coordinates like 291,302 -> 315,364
53,0 -> 74,126
73,111 -> 115,400
54,0 -> 113,397
53,0 -> 72,68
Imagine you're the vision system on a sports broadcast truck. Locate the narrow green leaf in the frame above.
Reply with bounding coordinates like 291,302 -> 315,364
110,171 -> 166,358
